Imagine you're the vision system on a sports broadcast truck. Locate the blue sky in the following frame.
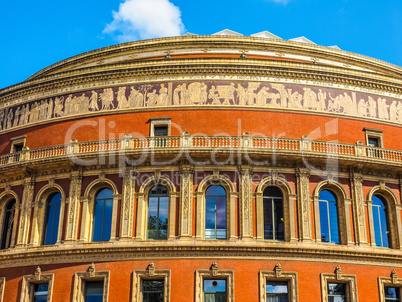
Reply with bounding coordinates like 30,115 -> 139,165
0,0 -> 401,90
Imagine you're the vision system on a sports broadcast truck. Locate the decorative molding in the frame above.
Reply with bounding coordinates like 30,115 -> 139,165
20,267 -> 54,302
72,263 -> 110,302
320,266 -> 358,302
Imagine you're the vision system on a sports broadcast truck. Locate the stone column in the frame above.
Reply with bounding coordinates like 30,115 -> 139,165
135,192 -> 145,240
179,166 -> 194,239
296,168 -> 313,241
350,173 -> 368,245
16,177 -> 35,246
238,166 -> 253,240
120,170 -> 136,239
65,171 -> 82,242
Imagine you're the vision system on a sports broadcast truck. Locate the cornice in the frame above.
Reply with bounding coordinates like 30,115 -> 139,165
2,243 -> 402,269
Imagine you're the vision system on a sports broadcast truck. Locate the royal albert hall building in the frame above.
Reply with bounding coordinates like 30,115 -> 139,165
0,29 -> 401,302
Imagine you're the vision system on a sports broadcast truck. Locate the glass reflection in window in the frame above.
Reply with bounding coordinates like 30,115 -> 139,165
147,185 -> 169,240
372,195 -> 390,248
1,199 -> 16,249
93,188 -> 113,242
204,279 -> 226,302
319,190 -> 340,244
43,193 -> 62,245
205,186 -> 227,240
266,281 -> 288,302
263,186 -> 284,241
327,283 -> 346,302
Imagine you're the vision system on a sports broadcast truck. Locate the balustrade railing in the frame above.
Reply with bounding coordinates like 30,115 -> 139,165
0,135 -> 401,167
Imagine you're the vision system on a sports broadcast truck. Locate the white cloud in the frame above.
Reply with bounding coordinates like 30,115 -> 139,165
103,0 -> 185,42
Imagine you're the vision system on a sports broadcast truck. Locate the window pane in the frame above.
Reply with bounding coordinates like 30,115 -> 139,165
264,198 -> 273,240
154,126 -> 168,137
328,283 -> 346,302
34,283 -> 48,302
274,199 -> 285,241
319,190 -> 339,244
93,188 -> 113,242
206,186 -> 226,196
319,201 -> 330,242
385,287 -> 400,301
85,281 -> 103,302
205,186 -> 227,240
1,199 -> 16,249
143,280 -> 164,302
372,195 -> 389,248
147,186 -> 169,240
204,279 -> 226,292
43,193 -> 61,245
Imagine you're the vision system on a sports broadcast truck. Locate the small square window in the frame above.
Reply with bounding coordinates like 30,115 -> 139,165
142,280 -> 164,302
327,282 -> 346,301
10,135 -> 26,154
21,269 -> 54,302
385,287 -> 401,302
266,281 -> 289,301
368,137 -> 379,147
154,126 -> 168,137
33,283 -> 49,302
204,279 -> 227,301
363,127 -> 383,148
321,267 -> 357,302
149,117 -> 171,137
84,281 -> 104,302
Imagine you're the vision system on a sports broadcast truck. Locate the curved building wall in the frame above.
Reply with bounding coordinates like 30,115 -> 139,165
0,35 -> 401,301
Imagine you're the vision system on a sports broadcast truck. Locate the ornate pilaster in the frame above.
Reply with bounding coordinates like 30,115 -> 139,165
296,168 -> 312,241
238,166 -> 253,239
16,176 -> 35,246
179,166 -> 194,238
65,171 -> 82,242
350,172 -> 368,245
120,170 -> 136,239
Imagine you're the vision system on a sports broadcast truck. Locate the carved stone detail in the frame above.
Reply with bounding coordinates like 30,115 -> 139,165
350,173 -> 368,245
238,166 -> 253,239
296,169 -> 312,241
179,166 -> 193,238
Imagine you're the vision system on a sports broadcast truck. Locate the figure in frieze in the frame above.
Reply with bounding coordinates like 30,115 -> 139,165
180,84 -> 191,105
47,99 -> 54,119
147,89 -> 158,106
357,99 -> 369,116
100,88 -> 115,110
30,102 -> 39,122
200,83 -> 208,105
288,90 -> 303,109
13,107 -> 21,127
5,109 -> 13,129
235,84 -> 246,106
317,89 -> 327,111
89,91 -> 99,111
20,104 -> 30,125
54,97 -> 64,117
368,97 -> 377,118
64,95 -> 73,115
0,110 -> 4,130
38,100 -> 46,121
378,98 -> 390,120
157,84 -> 168,106
216,84 -> 235,105
209,86 -> 221,105
117,87 -> 129,109
271,84 -> 289,108
328,93 -> 341,112
303,87 -> 318,109
78,94 -> 89,113
390,101 -> 397,121
396,102 -> 402,123
128,87 -> 143,108
256,87 -> 269,106
173,85 -> 181,105
246,83 -> 260,105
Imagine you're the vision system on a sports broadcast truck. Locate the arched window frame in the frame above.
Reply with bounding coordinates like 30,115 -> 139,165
0,191 -> 20,249
313,181 -> 351,245
367,185 -> 401,249
136,176 -> 177,241
255,177 -> 296,242
196,175 -> 236,240
81,179 -> 119,243
31,184 -> 66,246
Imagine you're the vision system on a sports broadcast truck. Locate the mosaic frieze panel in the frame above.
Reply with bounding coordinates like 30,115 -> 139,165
0,81 -> 401,131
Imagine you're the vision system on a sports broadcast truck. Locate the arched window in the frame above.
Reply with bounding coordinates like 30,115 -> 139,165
263,186 -> 284,241
42,193 -> 61,245
1,199 -> 16,249
372,195 -> 389,248
205,185 -> 227,240
93,188 -> 113,242
319,190 -> 340,244
147,185 -> 169,240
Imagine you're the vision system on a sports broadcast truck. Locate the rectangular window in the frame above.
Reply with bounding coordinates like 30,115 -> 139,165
266,281 -> 289,302
33,283 -> 49,302
84,281 -> 104,302
204,279 -> 227,302
368,137 -> 379,147
142,280 -> 164,302
385,287 -> 401,302
154,126 -> 168,137
327,283 -> 346,302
